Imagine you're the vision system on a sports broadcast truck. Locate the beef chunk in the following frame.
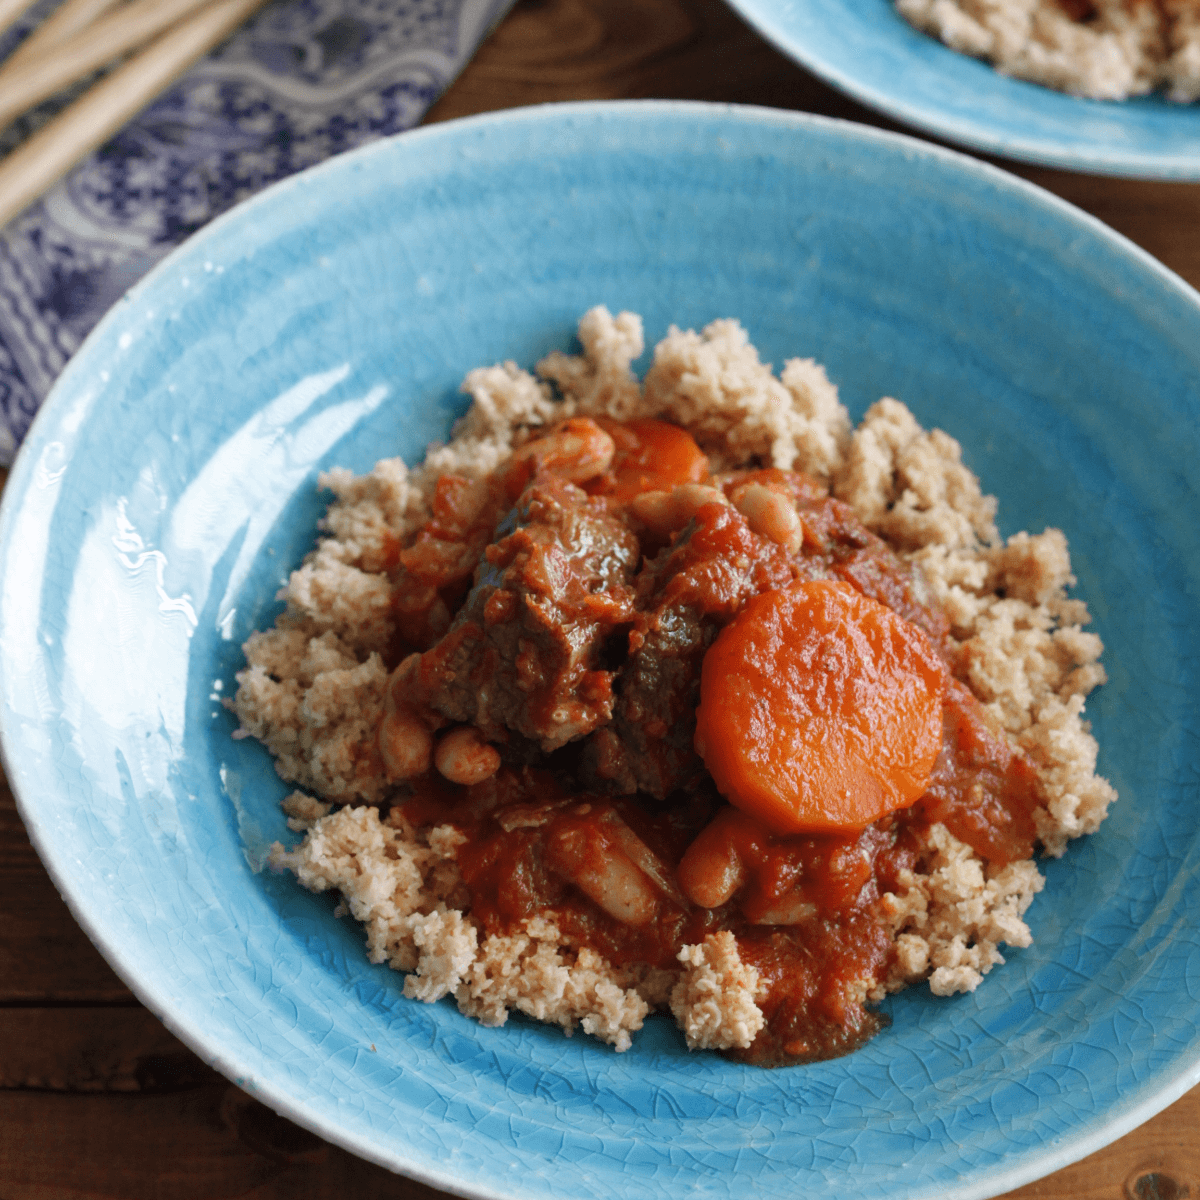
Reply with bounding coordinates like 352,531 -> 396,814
798,497 -> 953,661
413,479 -> 639,750
589,500 -> 794,798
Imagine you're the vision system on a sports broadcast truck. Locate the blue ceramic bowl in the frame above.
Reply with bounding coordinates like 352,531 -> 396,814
1,103 -> 1199,1200
729,0 -> 1200,178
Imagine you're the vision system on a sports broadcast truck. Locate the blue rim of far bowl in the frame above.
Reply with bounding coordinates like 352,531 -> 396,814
1,100 -> 1199,1200
727,0 -> 1200,179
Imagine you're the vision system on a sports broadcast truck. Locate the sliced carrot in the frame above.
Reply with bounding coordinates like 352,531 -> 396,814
695,580 -> 947,835
588,417 -> 708,502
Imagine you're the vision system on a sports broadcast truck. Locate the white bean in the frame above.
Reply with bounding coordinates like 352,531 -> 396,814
677,834 -> 746,909
435,727 -> 501,786
731,482 -> 802,554
378,653 -> 432,781
750,894 -> 817,926
378,704 -> 432,781
629,483 -> 728,537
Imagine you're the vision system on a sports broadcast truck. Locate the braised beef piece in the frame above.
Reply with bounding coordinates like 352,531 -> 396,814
801,497 -> 954,662
412,478 -> 640,751
587,500 -> 794,797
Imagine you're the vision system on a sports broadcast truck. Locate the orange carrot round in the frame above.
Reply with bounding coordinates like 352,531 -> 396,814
592,418 -> 708,502
695,580 -> 947,835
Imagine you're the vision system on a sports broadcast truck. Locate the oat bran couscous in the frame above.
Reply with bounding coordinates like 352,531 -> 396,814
897,0 -> 1200,102
232,307 -> 1115,1063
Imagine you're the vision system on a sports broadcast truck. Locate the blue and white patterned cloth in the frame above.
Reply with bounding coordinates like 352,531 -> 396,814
0,0 -> 513,463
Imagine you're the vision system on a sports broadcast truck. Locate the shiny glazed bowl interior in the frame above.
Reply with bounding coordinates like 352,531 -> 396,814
728,0 -> 1200,178
1,102 -> 1199,1200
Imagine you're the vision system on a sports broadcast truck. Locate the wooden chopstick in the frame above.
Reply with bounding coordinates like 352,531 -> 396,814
3,0 -> 126,73
0,0 -> 37,45
0,0 -> 233,131
0,0 -> 270,229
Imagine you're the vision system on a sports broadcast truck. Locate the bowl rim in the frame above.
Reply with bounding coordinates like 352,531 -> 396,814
726,0 -> 1200,180
2,98 -> 1199,1200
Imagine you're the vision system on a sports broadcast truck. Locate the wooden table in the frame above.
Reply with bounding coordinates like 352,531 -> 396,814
3,1 -> 1197,1196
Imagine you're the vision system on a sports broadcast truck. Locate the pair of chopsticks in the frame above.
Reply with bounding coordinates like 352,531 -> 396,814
0,0 -> 270,230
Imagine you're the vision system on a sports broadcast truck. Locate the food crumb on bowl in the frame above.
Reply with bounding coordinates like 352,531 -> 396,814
234,307 -> 1115,1064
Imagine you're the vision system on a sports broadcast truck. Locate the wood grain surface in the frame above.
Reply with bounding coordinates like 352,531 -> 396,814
3,1 -> 1198,1197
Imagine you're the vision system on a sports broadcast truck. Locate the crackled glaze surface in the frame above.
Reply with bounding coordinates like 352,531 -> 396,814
1,104 -> 1198,1200
728,0 -> 1200,179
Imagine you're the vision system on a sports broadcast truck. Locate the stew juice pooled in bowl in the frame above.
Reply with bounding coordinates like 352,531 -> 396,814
232,308 -> 1115,1065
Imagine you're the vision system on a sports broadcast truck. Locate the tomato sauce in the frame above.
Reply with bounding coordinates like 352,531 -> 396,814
394,681 -> 1036,1065
387,418 -> 1047,1065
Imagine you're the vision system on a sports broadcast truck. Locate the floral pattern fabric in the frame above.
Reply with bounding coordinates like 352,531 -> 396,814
0,0 -> 512,462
